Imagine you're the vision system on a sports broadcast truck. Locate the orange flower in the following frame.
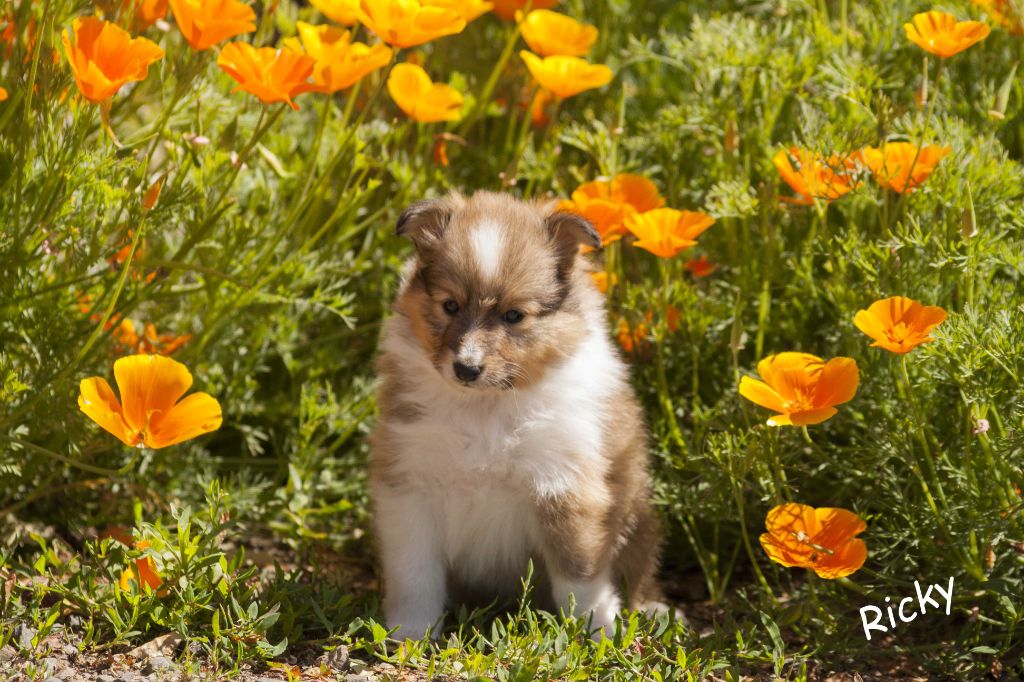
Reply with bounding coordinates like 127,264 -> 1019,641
739,352 -> 858,427
125,0 -> 168,30
61,17 -> 164,103
492,0 -> 557,20
217,42 -> 316,110
355,0 -> 466,48
119,540 -> 165,593
0,86 -> 7,101
973,0 -> 1023,35
760,503 -> 867,579
772,147 -> 859,205
519,51 -> 612,99
625,208 -> 715,259
284,22 -> 392,93
311,0 -> 359,25
422,0 -> 493,22
904,11 -> 990,58
113,319 -> 140,350
140,324 -> 192,355
519,9 -> 597,57
559,174 -> 664,245
529,88 -> 555,127
78,354 -> 222,449
590,271 -> 617,294
616,317 -> 647,354
387,62 -> 463,122
853,296 -> 947,354
168,0 -> 256,51
684,255 -> 717,278
859,142 -> 950,193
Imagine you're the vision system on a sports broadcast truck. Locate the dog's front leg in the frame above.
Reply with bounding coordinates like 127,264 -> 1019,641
376,488 -> 447,641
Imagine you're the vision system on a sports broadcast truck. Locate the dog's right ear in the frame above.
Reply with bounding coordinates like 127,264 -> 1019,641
396,194 -> 463,253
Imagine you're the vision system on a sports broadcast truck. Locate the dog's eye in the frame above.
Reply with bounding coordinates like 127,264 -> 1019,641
442,299 -> 460,316
502,309 -> 524,325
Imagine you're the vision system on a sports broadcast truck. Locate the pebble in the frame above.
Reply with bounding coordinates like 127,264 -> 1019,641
96,675 -> 116,682
14,624 -> 35,650
141,656 -> 176,674
0,644 -> 15,662
42,657 -> 61,673
320,645 -> 350,672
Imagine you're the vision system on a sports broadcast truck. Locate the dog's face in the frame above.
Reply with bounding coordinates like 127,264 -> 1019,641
393,191 -> 601,390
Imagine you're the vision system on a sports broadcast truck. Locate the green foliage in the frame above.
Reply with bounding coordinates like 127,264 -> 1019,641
1,0 -> 1024,679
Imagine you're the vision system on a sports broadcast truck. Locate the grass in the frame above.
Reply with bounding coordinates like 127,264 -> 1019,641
1,0 -> 1023,679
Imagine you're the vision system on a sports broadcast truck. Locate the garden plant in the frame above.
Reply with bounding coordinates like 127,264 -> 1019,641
1,0 -> 1023,679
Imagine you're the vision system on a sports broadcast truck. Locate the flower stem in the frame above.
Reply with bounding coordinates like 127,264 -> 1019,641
458,20 -> 523,136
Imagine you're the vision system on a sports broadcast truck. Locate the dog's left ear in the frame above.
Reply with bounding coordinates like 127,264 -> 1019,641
545,210 -> 601,272
396,193 -> 464,255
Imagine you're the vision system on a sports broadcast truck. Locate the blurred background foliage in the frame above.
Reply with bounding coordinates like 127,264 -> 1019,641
1,0 -> 1023,677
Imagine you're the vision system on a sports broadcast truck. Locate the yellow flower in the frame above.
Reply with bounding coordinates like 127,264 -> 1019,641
387,62 -> 463,122
904,11 -> 990,58
355,0 -> 466,48
78,354 -> 222,449
168,0 -> 256,51
519,9 -> 597,57
624,207 -> 714,258
421,0 -> 493,22
519,50 -> 612,99
859,142 -> 950,193
0,86 -> 7,101
283,22 -> 392,93
217,42 -> 316,110
310,0 -> 359,25
61,17 -> 164,103
492,0 -> 557,20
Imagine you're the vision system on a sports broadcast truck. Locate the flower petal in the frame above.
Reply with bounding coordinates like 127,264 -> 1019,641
114,355 -> 193,434
146,392 -> 223,448
78,377 -> 136,447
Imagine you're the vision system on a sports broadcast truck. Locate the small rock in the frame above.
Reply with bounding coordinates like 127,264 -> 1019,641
344,673 -> 377,682
62,644 -> 79,659
117,674 -> 137,682
42,677 -> 62,682
96,675 -> 116,682
142,656 -> 176,675
128,633 -> 183,660
14,624 -> 35,650
320,645 -> 350,672
0,645 -> 16,663
42,657 -> 61,673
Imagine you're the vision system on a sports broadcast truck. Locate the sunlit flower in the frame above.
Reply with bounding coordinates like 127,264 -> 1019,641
772,147 -> 859,205
590,271 -> 617,294
529,88 -> 555,127
617,307 -> 679,353
387,62 -> 463,122
519,50 -> 612,99
127,0 -> 168,30
853,296 -> 947,354
168,0 -> 256,51
760,503 -> 867,579
78,354 -> 222,449
904,11 -> 990,58
61,17 -> 164,103
119,540 -> 164,593
141,324 -> 192,355
283,22 -> 392,93
0,86 -> 7,101
422,0 -> 493,22
625,207 -> 714,258
113,319 -> 140,350
973,0 -> 1023,35
311,0 -> 359,25
355,0 -> 466,48
519,9 -> 597,57
684,255 -> 717,278
558,174 -> 664,245
739,352 -> 858,427
217,42 -> 316,110
492,0 -> 557,20
859,142 -> 950,193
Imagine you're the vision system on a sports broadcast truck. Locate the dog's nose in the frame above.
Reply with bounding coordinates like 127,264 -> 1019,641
453,361 -> 483,383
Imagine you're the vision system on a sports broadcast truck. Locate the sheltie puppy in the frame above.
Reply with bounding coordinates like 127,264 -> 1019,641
370,191 -> 661,639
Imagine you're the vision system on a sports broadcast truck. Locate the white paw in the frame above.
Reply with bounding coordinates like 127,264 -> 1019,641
386,607 -> 444,641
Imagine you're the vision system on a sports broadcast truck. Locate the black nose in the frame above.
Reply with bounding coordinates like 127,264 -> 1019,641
453,361 -> 483,382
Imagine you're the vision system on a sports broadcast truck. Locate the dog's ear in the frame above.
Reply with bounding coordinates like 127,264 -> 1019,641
396,193 -> 463,254
545,210 -> 601,273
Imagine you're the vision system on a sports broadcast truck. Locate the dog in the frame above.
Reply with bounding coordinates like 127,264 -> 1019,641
369,190 -> 662,640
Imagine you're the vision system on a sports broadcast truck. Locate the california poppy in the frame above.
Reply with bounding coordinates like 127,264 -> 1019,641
973,0 -> 1023,35
311,0 -> 359,25
78,354 -> 222,449
519,9 -> 597,57
739,352 -> 858,426
422,0 -> 493,22
355,0 -> 465,48
0,86 -> 7,101
217,42 -> 316,110
590,271 -> 617,294
491,0 -> 557,20
625,207 -> 715,259
760,503 -> 867,579
519,51 -> 612,99
119,540 -> 165,593
62,17 -> 164,103
853,296 -> 947,354
126,0 -> 168,30
387,62 -> 463,122
772,147 -> 859,205
559,174 -> 665,245
684,255 -> 717,278
904,11 -> 990,58
168,0 -> 256,51
860,142 -> 950,193
283,22 -> 392,93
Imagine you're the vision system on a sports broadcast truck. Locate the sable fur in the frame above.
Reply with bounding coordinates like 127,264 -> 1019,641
370,191 -> 662,639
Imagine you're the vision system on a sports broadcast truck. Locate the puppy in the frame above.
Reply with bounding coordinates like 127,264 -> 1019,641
370,191 -> 661,640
